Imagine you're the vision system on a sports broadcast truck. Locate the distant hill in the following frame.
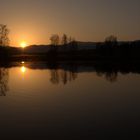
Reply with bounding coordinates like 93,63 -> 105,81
9,40 -> 140,54
23,42 -> 97,54
24,45 -> 51,53
77,41 -> 97,50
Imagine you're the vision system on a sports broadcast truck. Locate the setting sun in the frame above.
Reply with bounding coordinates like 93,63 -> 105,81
20,41 -> 27,48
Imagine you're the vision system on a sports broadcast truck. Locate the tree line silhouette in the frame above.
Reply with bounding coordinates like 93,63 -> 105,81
96,35 -> 140,60
48,34 -> 78,56
0,24 -> 140,61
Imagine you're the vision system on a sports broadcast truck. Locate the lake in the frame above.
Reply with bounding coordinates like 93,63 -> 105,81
0,61 -> 140,139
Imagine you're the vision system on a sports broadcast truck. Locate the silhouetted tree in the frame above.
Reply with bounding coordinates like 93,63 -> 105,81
105,35 -> 118,47
61,34 -> 68,46
49,34 -> 60,53
50,34 -> 60,46
0,24 -> 10,47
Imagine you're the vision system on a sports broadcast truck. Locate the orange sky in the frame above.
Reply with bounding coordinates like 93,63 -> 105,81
0,0 -> 140,47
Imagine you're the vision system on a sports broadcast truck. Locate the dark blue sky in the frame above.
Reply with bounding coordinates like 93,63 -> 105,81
0,0 -> 140,46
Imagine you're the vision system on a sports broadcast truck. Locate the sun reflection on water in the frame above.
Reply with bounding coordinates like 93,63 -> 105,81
20,61 -> 26,74
21,61 -> 25,64
21,66 -> 26,73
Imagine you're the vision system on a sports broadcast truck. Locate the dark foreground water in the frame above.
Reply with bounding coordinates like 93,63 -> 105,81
0,61 -> 140,139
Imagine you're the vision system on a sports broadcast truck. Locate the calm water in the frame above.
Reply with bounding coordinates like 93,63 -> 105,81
0,62 -> 140,138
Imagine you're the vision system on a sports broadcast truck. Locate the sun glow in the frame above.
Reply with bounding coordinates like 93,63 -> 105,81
20,41 -> 27,48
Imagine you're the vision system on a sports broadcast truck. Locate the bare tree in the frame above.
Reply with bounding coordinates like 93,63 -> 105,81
0,24 -> 10,47
105,35 -> 118,47
61,34 -> 68,46
50,34 -> 60,46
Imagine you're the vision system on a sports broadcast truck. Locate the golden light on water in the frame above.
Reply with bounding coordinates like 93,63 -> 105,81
21,66 -> 26,73
20,41 -> 27,48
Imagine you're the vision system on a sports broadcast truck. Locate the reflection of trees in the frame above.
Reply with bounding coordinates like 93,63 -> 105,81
0,68 -> 9,96
105,72 -> 118,82
50,68 -> 78,85
50,69 -> 60,84
97,71 -> 118,82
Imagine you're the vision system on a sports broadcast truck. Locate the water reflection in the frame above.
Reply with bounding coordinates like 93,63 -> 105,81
0,68 -> 9,96
21,66 -> 26,73
0,61 -> 140,94
0,61 -> 140,138
50,69 -> 78,85
19,62 -> 140,83
97,71 -> 118,82
21,61 -> 25,64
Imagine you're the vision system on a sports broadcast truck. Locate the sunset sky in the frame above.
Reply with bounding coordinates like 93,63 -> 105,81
0,0 -> 140,47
